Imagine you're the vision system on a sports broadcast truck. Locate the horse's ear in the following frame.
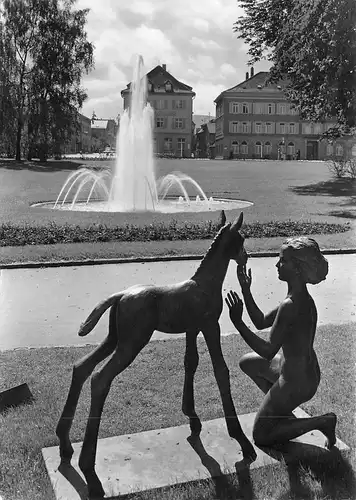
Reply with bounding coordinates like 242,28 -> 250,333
231,212 -> 243,231
218,210 -> 226,229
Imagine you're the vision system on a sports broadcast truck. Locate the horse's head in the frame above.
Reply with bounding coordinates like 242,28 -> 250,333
224,212 -> 247,265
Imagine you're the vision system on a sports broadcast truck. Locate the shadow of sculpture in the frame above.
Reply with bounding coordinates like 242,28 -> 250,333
187,434 -> 253,500
57,461 -> 88,500
258,441 -> 356,500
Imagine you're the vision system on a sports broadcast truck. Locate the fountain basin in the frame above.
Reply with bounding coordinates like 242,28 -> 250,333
32,198 -> 253,214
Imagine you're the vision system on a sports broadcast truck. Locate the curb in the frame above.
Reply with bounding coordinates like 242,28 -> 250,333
1,247 -> 356,270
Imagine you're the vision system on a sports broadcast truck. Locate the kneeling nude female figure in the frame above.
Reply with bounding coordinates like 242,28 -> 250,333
225,237 -> 337,448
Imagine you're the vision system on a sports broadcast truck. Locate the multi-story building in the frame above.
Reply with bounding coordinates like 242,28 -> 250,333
91,118 -> 117,152
63,113 -> 92,154
121,64 -> 195,157
195,120 -> 216,158
214,69 -> 355,160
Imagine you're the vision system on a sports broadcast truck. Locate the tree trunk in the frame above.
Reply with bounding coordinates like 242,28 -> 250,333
15,118 -> 22,161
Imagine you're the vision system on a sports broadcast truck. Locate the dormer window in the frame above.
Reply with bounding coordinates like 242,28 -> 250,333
165,80 -> 173,92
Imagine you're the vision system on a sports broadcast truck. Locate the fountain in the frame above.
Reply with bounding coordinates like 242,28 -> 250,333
33,56 -> 253,214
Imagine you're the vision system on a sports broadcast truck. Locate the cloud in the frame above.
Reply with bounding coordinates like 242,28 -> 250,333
77,0 -> 271,119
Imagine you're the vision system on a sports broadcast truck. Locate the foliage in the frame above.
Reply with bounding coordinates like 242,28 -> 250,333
327,156 -> 356,179
234,0 -> 356,136
0,0 -> 94,160
0,219 -> 349,247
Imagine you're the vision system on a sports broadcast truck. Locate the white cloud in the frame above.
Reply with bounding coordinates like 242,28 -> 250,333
77,0 -> 271,119
190,37 -> 222,51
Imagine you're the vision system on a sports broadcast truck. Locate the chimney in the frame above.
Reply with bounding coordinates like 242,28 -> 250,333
245,71 -> 249,80
250,67 -> 254,78
162,63 -> 166,71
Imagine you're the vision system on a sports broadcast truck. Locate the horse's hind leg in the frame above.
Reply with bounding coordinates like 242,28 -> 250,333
78,333 -> 152,499
56,305 -> 118,462
202,323 -> 257,465
182,330 -> 202,435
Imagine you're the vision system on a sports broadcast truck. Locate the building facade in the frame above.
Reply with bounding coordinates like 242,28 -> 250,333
63,113 -> 92,154
195,120 -> 216,158
214,70 -> 354,160
121,64 -> 195,157
90,119 -> 117,152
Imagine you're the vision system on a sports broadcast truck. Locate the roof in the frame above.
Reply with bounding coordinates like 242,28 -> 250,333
197,120 -> 216,135
193,114 -> 215,132
214,71 -> 288,102
91,120 -> 108,129
122,65 -> 195,96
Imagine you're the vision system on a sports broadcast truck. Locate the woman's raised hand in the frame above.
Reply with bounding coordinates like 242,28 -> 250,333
237,264 -> 252,291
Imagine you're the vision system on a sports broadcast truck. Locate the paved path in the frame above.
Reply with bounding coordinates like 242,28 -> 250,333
0,254 -> 355,351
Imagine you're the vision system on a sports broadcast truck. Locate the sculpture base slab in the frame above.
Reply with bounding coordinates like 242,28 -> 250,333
42,407 -> 349,500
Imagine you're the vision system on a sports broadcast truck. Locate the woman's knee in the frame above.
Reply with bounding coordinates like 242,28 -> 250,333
239,352 -> 263,375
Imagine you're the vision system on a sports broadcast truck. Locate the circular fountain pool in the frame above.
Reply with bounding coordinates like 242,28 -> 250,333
32,197 -> 253,213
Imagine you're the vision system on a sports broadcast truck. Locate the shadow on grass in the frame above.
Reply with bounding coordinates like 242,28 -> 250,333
0,159 -> 89,172
289,178 -> 356,197
260,442 -> 356,500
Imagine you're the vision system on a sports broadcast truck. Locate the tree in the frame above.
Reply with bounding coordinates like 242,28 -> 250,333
234,0 -> 356,137
0,0 -> 94,160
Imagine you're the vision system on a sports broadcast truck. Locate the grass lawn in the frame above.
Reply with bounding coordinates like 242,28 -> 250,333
0,158 -> 356,264
0,323 -> 355,500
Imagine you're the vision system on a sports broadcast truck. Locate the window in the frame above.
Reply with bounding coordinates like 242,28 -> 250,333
254,103 -> 263,114
177,138 -> 185,156
165,81 -> 172,91
267,103 -> 274,114
255,122 -> 262,134
148,81 -> 153,92
290,106 -> 299,115
164,137 -> 172,151
156,99 -> 167,110
231,141 -> 239,154
264,142 -> 272,155
289,123 -> 296,134
174,99 -> 185,109
231,102 -> 239,113
266,122 -> 273,134
287,142 -> 295,156
156,117 -> 164,128
152,137 -> 157,153
313,123 -> 323,134
336,144 -> 344,156
255,141 -> 262,156
229,121 -> 239,133
242,103 -> 249,114
174,118 -> 183,129
242,122 -> 249,133
279,123 -> 286,134
326,143 -> 334,156
279,103 -> 286,114
303,123 -> 312,134
241,141 -> 248,154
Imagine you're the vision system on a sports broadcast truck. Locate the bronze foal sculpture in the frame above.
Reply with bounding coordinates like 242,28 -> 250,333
56,211 -> 257,498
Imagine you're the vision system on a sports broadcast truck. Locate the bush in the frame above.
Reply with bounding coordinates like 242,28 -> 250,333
327,156 -> 349,178
0,220 -> 350,247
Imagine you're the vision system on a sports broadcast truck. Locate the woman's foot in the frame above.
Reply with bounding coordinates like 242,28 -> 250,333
319,412 -> 337,449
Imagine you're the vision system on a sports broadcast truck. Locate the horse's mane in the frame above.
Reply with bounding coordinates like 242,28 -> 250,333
192,223 -> 231,279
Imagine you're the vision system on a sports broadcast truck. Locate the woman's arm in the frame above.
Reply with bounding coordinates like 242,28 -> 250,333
237,265 -> 278,330
226,291 -> 294,360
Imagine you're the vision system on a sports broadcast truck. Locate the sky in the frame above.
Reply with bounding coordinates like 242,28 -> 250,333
76,0 -> 271,121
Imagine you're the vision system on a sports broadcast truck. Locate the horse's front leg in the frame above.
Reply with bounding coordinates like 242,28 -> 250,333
202,323 -> 257,465
182,330 -> 202,436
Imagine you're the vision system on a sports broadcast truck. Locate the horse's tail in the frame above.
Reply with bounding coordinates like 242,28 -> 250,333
78,292 -> 123,337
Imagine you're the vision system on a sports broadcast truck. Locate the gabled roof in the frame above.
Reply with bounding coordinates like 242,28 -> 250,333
91,120 -> 108,129
214,71 -> 288,102
193,114 -> 215,132
121,65 -> 195,95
